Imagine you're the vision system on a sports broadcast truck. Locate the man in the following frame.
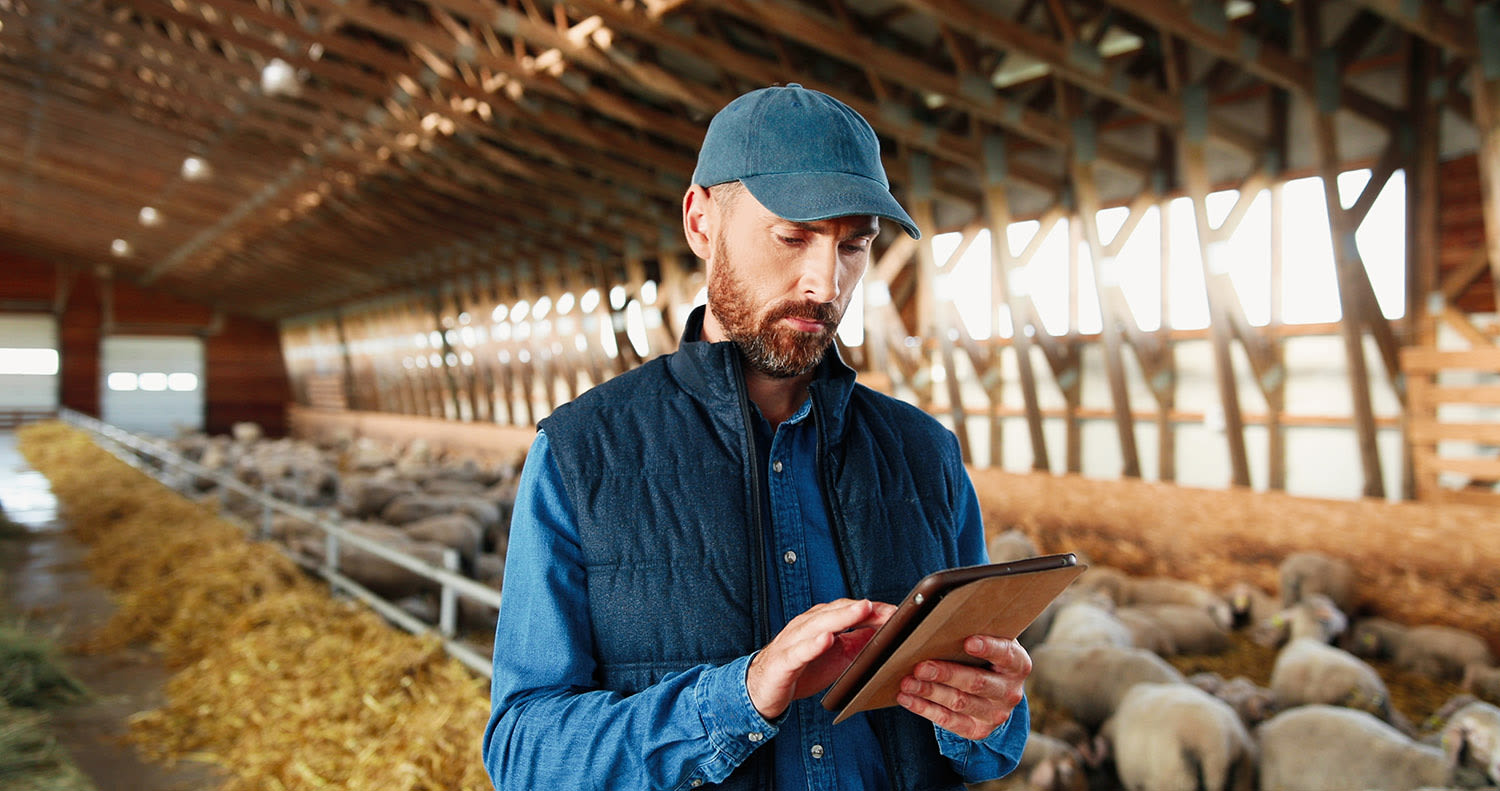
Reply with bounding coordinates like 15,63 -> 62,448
483,83 -> 1030,790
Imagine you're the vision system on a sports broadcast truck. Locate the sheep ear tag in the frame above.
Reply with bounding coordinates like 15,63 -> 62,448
822,553 -> 1085,723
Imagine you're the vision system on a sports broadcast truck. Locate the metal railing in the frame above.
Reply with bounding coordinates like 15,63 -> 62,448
59,408 -> 503,677
0,409 -> 58,430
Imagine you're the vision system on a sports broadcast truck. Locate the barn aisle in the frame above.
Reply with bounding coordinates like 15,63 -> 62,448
0,431 -> 224,791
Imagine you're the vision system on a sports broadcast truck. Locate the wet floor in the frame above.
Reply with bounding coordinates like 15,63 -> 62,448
0,430 -> 226,791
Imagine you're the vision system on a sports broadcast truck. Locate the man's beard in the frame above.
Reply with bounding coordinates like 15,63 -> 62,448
708,235 -> 841,379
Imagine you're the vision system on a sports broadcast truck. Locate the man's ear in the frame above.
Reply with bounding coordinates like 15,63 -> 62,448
682,184 -> 715,262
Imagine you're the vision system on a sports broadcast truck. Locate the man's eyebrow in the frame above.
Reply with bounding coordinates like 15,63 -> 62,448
779,220 -> 881,240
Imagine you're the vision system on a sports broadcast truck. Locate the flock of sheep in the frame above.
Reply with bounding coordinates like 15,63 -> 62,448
984,530 -> 1500,791
167,423 -> 521,631
160,425 -> 1500,791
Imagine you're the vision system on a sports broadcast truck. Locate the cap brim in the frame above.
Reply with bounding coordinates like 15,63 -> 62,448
739,171 -> 921,239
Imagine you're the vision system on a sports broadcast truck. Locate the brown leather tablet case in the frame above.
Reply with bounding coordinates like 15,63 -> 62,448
822,553 -> 1085,724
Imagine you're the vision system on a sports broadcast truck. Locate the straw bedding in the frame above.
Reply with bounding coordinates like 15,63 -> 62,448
17,422 -> 490,791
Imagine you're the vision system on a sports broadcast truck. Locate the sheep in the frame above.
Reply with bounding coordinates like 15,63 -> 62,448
1026,643 -> 1185,729
1269,637 -> 1393,722
338,474 -> 421,519
1464,664 -> 1500,706
1188,672 -> 1279,727
1223,581 -> 1277,630
1440,699 -> 1500,787
1118,603 -> 1232,655
1347,617 -> 1496,682
1114,607 -> 1178,656
1042,598 -> 1134,649
1279,551 -> 1356,612
967,732 -> 1089,791
1253,593 -> 1348,647
380,492 -> 502,532
401,512 -> 484,569
1257,705 -> 1458,791
1101,682 -> 1256,791
987,528 -> 1040,563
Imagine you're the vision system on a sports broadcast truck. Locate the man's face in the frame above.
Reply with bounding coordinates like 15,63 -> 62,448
705,186 -> 878,378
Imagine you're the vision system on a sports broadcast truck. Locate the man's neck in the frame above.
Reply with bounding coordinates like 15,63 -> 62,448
742,366 -> 815,429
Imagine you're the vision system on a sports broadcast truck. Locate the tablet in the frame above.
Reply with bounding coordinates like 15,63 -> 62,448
820,552 -> 1084,723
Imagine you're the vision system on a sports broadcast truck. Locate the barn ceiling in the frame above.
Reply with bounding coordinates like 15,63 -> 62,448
0,0 -> 1483,320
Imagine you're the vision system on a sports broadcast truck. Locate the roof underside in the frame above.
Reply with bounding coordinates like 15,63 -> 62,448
0,0 -> 1483,319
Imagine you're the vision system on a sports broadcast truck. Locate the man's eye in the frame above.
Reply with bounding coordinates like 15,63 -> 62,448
841,243 -> 869,255
778,235 -> 805,246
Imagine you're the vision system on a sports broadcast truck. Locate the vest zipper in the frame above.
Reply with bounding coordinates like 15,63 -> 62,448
808,388 -> 856,598
731,359 -> 772,647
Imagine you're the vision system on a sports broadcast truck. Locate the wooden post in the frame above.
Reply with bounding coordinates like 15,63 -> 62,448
1157,195 -> 1176,483
983,134 -> 1050,471
1070,130 -> 1142,479
909,154 -> 939,413
1311,95 -> 1385,498
1267,184 -> 1288,492
1181,140 -> 1252,488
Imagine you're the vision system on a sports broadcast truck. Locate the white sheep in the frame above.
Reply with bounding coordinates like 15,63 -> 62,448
1043,598 -> 1134,649
1464,664 -> 1500,706
967,732 -> 1089,791
1101,682 -> 1256,791
1348,617 -> 1496,682
1026,643 -> 1185,729
1117,576 -> 1234,631
1223,581 -> 1277,630
1257,705 -> 1454,791
1254,593 -> 1348,647
987,528 -> 1040,563
1119,603 -> 1232,655
1269,638 -> 1393,722
1441,699 -> 1500,787
1188,672 -> 1278,727
1278,551 -> 1356,612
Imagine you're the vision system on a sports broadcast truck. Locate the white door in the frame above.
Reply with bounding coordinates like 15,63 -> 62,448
101,336 -> 205,436
0,313 -> 60,412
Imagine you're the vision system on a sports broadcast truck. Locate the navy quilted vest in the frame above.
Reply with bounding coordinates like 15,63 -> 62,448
540,307 -> 968,791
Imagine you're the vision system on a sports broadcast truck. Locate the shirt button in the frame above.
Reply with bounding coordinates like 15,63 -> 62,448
747,731 -> 763,742
772,460 -> 784,473
690,779 -> 703,788
783,550 -> 797,565
810,744 -> 825,759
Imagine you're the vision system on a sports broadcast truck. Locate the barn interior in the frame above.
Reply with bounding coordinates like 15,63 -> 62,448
1,0 -> 1499,789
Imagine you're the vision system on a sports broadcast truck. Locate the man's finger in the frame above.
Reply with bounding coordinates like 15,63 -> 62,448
964,636 -> 1031,676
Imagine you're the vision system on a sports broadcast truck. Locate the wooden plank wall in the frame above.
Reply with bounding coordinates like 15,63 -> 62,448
1441,154 -> 1497,315
0,251 -> 292,435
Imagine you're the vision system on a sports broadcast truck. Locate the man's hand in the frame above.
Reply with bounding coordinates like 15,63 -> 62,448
746,598 -> 895,720
895,635 -> 1031,741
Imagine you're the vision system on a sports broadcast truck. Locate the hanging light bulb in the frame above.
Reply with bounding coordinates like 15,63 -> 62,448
138,206 -> 161,226
182,156 -> 211,181
110,239 -> 132,257
261,57 -> 302,98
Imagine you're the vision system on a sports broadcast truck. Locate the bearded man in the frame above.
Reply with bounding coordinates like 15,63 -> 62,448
482,84 -> 1031,791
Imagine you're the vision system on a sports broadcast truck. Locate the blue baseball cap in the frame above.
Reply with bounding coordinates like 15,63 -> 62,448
691,83 -> 921,239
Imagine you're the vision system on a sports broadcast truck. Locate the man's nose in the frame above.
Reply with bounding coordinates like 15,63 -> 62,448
798,242 -> 841,303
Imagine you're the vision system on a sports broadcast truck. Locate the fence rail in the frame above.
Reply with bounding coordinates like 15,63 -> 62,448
0,409 -> 58,431
58,408 -> 502,677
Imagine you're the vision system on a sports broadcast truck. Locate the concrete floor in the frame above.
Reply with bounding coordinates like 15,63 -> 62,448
0,431 -> 225,791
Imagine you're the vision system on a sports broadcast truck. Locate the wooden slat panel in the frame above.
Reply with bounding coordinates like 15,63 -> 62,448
1401,347 -> 1500,373
1409,420 -> 1500,445
1428,457 -> 1500,479
1425,385 -> 1500,406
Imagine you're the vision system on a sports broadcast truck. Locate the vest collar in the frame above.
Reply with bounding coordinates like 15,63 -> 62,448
672,305 -> 857,437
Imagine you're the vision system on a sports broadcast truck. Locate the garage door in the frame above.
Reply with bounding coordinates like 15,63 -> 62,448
101,336 -> 205,437
0,313 -> 59,412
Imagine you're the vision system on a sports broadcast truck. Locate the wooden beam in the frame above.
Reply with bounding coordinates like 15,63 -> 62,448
982,137 -> 1050,471
1472,28 -> 1500,306
1109,0 -> 1401,129
1070,154 -> 1141,479
1344,0 -> 1476,59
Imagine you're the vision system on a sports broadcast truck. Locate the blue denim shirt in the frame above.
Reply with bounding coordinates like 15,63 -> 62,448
483,424 -> 1027,790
